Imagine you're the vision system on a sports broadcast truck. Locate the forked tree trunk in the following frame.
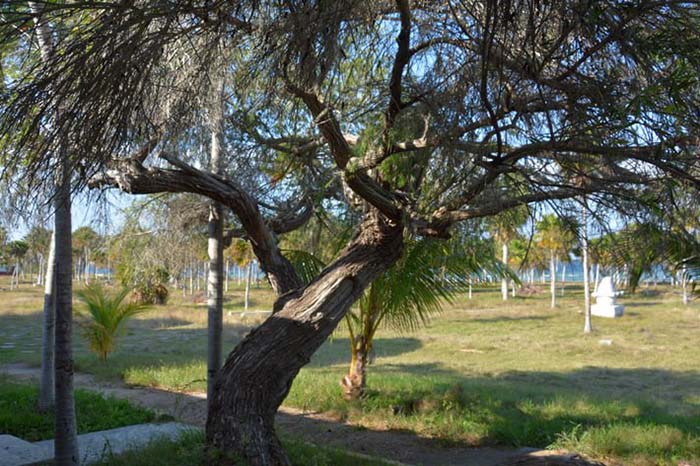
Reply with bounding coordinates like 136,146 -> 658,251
206,213 -> 403,466
206,74 -> 225,408
39,231 -> 56,411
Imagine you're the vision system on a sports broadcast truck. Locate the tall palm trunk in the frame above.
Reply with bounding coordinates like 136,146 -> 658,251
582,201 -> 592,333
206,75 -> 225,408
560,263 -> 567,297
29,4 -> 79,462
550,252 -> 556,308
39,231 -> 56,411
225,259 -> 230,293
206,213 -> 403,466
501,243 -> 508,301
54,155 -> 79,466
83,249 -> 90,285
244,262 -> 252,311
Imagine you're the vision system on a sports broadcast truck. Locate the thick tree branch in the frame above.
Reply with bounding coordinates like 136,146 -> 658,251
89,153 -> 304,295
384,0 -> 412,130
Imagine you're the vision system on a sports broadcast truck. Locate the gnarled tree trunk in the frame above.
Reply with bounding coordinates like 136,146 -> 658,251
206,213 -> 403,466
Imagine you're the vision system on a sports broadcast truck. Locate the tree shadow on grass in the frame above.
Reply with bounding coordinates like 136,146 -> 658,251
622,301 -> 663,308
308,337 -> 423,367
359,363 -> 700,451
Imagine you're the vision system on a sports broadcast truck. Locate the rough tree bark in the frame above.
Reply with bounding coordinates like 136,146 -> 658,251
206,212 -> 403,466
39,230 -> 56,411
206,74 -> 225,408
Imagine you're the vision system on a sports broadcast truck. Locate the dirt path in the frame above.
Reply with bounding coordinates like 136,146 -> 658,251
1,363 -> 587,466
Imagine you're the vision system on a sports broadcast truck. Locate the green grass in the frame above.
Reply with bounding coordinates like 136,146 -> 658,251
0,378 -> 157,441
92,430 -> 393,466
2,276 -> 700,464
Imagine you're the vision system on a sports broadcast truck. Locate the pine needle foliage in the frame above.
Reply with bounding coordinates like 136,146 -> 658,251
77,284 -> 148,361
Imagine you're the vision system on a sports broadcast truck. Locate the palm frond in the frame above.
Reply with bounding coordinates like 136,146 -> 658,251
362,238 -> 511,333
283,249 -> 327,285
77,283 -> 148,360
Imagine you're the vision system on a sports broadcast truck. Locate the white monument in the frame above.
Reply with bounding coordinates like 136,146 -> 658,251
591,276 -> 624,318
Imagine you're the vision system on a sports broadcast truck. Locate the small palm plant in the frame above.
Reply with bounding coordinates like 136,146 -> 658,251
77,283 -> 147,361
287,236 -> 513,400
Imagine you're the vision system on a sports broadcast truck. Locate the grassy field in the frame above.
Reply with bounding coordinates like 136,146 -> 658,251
0,377 -> 157,441
90,429 -> 394,466
1,275 -> 699,465
90,429 -> 393,466
0,378 -> 388,466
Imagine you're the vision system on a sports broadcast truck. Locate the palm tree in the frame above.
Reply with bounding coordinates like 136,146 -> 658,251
23,226 -> 51,286
345,237 -> 508,400
488,207 -> 528,301
39,231 -> 56,412
207,71 -> 225,409
76,284 -> 147,361
226,239 -> 255,311
535,214 -> 577,308
5,240 -> 28,289
288,228 -> 511,400
27,4 -> 80,462
580,199 -> 592,333
72,226 -> 101,284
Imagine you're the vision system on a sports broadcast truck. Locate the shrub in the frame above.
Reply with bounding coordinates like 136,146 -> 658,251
77,283 -> 148,361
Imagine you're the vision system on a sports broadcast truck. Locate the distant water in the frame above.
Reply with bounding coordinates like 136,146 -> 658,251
510,259 -> 671,283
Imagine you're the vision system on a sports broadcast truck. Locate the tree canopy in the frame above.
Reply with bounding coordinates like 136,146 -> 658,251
3,1 -> 700,464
